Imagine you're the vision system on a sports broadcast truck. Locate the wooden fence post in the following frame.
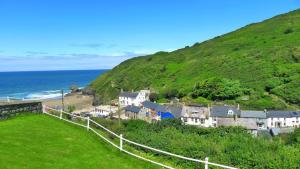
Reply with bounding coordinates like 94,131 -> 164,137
60,109 -> 63,119
120,134 -> 123,151
87,117 -> 90,131
205,157 -> 209,169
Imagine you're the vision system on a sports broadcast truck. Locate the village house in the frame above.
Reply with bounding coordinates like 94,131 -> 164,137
266,111 -> 300,128
210,106 -> 241,127
139,101 -> 167,121
181,104 -> 212,127
124,105 -> 141,120
118,90 -> 150,107
240,110 -> 267,129
90,105 -> 118,118
210,106 -> 260,135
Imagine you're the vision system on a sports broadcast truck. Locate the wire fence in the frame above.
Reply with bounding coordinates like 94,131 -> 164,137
43,105 -> 239,169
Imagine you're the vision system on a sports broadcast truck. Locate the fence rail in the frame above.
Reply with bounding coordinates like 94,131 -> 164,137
0,97 -> 41,103
43,105 -> 238,169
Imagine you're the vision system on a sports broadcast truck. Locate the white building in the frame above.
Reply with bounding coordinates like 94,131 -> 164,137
266,111 -> 300,128
181,104 -> 212,127
119,90 -> 150,107
90,105 -> 118,117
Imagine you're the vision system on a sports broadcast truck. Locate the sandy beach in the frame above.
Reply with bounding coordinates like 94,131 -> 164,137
43,93 -> 94,113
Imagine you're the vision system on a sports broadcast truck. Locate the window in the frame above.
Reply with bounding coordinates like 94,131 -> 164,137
227,110 -> 234,115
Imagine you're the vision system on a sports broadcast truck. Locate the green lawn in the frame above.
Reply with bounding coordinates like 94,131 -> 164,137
0,114 -> 160,169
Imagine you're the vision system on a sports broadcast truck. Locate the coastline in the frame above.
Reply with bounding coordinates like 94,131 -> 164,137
43,93 -> 94,113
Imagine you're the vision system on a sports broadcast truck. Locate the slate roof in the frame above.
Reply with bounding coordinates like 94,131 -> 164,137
211,106 -> 241,117
266,111 -> 300,118
187,103 -> 205,107
119,92 -> 139,98
124,105 -> 141,113
165,105 -> 182,118
142,101 -> 167,112
241,111 -> 266,118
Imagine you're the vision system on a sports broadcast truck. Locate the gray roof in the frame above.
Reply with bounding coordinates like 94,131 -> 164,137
266,111 -> 300,118
211,106 -> 241,118
241,111 -> 266,118
165,105 -> 182,118
124,105 -> 141,113
187,103 -> 205,107
142,101 -> 167,112
119,92 -> 138,98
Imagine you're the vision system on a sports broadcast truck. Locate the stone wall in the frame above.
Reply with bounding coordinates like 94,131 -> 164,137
0,102 -> 42,119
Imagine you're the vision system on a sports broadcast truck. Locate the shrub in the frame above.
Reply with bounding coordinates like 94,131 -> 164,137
163,89 -> 179,99
284,28 -> 294,34
149,93 -> 159,102
191,78 -> 245,100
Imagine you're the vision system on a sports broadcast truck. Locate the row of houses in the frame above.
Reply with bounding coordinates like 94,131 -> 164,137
124,101 -> 299,135
94,90 -> 300,136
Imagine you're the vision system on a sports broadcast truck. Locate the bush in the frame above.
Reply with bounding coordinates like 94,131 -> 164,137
284,28 -> 294,34
94,118 -> 300,169
149,93 -> 159,102
191,78 -> 245,100
67,105 -> 76,113
163,89 -> 179,99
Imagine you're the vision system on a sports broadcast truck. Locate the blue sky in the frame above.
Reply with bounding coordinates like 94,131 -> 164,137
0,0 -> 299,71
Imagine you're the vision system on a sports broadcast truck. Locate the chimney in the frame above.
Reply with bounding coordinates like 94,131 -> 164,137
234,114 -> 237,121
237,104 -> 240,110
132,89 -> 134,93
121,88 -> 123,93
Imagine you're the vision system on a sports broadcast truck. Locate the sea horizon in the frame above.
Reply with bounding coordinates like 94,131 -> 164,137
0,69 -> 108,100
0,69 -> 110,73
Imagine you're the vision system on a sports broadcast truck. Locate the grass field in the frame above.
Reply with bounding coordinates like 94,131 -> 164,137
0,114 -> 159,169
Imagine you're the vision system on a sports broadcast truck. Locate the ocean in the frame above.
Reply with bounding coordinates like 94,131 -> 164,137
0,70 -> 108,100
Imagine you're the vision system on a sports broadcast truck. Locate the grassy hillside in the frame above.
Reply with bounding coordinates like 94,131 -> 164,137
0,114 -> 158,169
91,9 -> 300,110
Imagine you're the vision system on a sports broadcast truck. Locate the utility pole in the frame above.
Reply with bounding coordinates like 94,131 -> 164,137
61,89 -> 65,111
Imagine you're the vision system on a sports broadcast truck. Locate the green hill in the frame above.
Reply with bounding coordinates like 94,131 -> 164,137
91,9 -> 300,110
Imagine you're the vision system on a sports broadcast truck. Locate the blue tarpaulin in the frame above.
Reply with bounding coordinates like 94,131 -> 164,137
157,112 -> 175,119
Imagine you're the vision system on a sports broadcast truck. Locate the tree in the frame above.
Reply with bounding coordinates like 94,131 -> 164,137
149,93 -> 159,102
163,89 -> 178,99
93,95 -> 102,106
191,78 -> 245,100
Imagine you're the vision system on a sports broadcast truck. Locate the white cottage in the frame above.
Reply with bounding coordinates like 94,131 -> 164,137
181,104 -> 212,127
266,111 -> 300,128
119,90 -> 150,107
90,105 -> 118,117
